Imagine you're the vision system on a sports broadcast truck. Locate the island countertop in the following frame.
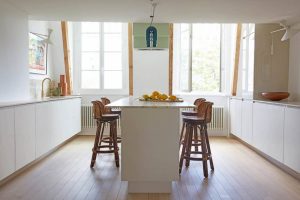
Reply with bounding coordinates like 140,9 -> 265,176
107,96 -> 195,108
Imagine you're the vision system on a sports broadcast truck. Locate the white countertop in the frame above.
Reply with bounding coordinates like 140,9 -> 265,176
230,96 -> 300,108
107,97 -> 195,108
0,96 -> 81,108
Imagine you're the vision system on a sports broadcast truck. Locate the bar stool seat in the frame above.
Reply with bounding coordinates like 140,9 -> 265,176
181,110 -> 198,116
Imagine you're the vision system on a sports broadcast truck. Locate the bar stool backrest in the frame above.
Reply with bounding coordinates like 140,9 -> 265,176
197,101 -> 214,123
204,102 -> 214,123
91,100 -> 105,120
101,97 -> 112,113
193,98 -> 206,106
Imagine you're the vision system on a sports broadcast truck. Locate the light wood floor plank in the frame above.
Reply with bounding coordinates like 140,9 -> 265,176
0,136 -> 299,200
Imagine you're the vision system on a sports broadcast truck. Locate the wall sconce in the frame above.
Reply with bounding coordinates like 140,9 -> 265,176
30,28 -> 53,45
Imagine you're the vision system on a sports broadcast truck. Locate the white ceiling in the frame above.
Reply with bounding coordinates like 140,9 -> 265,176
6,0 -> 300,24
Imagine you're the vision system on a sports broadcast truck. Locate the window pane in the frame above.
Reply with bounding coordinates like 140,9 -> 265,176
82,34 -> 99,51
104,23 -> 122,33
81,71 -> 100,89
104,52 -> 122,70
104,34 -> 122,51
192,24 -> 221,92
81,22 -> 99,33
81,52 -> 100,70
104,71 -> 122,89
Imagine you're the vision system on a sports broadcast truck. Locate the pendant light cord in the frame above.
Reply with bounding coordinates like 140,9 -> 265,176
149,1 -> 157,27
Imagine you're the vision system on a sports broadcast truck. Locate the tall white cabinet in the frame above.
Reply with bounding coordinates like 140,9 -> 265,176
0,97 -> 81,181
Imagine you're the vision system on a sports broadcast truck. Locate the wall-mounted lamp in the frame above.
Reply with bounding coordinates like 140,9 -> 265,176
30,28 -> 53,44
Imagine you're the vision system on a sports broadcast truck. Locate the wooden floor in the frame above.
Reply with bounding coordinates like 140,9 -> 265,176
0,136 -> 299,200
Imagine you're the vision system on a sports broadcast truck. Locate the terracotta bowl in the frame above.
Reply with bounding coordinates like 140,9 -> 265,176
261,92 -> 290,101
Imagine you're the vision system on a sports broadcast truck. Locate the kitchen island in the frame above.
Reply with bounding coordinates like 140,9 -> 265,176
107,97 -> 194,193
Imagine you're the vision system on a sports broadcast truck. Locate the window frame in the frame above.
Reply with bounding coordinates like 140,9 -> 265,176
73,22 -> 129,95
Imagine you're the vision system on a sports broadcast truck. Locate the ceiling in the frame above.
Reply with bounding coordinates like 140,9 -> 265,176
6,0 -> 300,24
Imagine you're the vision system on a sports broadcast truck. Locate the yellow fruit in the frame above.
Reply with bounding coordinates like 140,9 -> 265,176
161,94 -> 168,100
168,95 -> 177,101
142,94 -> 150,100
152,91 -> 160,96
150,94 -> 158,100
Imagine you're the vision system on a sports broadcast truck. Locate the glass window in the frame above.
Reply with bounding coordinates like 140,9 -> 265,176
79,22 -> 125,91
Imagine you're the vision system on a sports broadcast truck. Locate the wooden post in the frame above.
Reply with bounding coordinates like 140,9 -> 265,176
168,24 -> 174,96
128,23 -> 133,96
232,24 -> 242,96
61,21 -> 72,95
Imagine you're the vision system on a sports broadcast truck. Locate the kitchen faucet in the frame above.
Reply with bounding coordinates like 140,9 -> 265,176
41,77 -> 51,98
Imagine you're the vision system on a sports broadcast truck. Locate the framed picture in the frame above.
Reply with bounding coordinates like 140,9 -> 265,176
29,32 -> 47,75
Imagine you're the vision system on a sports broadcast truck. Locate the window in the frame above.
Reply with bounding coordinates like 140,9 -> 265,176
74,22 -> 128,94
241,24 -> 255,94
174,23 -> 221,93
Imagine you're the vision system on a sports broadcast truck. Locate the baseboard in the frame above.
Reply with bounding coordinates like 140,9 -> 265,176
230,134 -> 300,181
0,134 -> 79,187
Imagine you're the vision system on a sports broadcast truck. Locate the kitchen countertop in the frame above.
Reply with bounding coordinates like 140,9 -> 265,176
230,96 -> 300,108
107,96 -> 195,108
0,96 -> 81,108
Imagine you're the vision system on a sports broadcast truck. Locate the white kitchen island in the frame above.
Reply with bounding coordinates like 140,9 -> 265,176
107,97 -> 194,193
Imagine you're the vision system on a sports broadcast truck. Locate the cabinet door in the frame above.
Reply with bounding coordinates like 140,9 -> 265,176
15,104 -> 36,170
284,107 -> 300,173
241,100 -> 253,145
230,99 -> 242,138
0,107 -> 15,180
36,102 -> 56,158
253,102 -> 284,162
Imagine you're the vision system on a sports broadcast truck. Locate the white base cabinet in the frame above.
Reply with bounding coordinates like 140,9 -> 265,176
253,102 -> 284,162
0,108 -> 15,180
15,105 -> 36,170
230,99 -> 242,138
241,100 -> 253,144
230,97 -> 300,173
0,97 -> 81,181
284,107 -> 300,172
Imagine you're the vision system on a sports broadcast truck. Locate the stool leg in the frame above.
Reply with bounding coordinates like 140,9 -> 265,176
98,121 -> 105,147
179,123 -> 190,174
194,125 -> 198,152
204,124 -> 214,170
179,121 -> 186,146
90,121 -> 102,168
112,120 -> 120,167
200,125 -> 208,178
185,124 -> 193,168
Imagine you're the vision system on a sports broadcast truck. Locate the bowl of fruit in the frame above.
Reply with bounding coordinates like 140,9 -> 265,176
140,91 -> 183,102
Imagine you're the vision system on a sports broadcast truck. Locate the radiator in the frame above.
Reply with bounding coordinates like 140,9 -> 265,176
182,107 -> 224,130
81,106 -> 224,130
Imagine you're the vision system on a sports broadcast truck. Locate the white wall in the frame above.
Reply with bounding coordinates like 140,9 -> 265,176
0,0 -> 29,101
288,32 -> 300,101
28,20 -> 65,98
133,49 -> 169,97
254,24 -> 290,99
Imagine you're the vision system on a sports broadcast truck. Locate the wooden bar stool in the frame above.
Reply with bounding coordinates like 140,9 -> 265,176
179,101 -> 214,178
179,98 -> 206,144
101,97 -> 122,144
90,100 -> 120,168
